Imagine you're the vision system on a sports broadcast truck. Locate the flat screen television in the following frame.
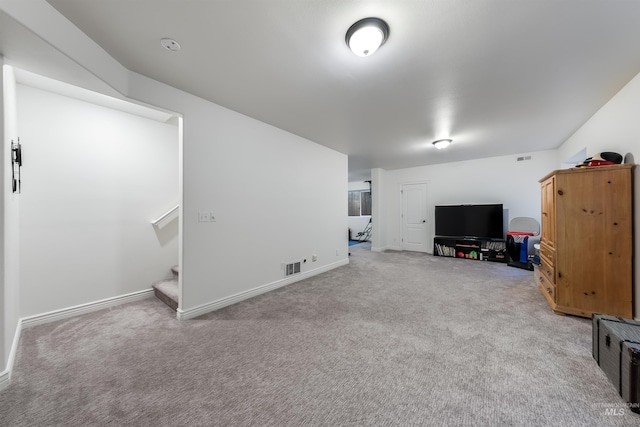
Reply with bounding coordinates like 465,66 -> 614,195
435,204 -> 504,239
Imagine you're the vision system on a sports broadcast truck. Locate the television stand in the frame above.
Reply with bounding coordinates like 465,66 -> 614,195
433,236 -> 507,263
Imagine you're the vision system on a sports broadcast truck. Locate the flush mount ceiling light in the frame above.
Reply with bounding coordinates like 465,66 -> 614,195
432,139 -> 452,149
160,38 -> 181,52
346,17 -> 389,57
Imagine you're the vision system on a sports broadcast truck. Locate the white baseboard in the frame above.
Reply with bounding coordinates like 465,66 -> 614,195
177,259 -> 349,321
21,289 -> 154,329
0,371 -> 8,391
0,318 -> 23,392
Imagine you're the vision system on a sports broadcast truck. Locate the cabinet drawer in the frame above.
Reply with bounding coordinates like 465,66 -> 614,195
536,266 -> 556,302
540,258 -> 555,284
539,241 -> 554,266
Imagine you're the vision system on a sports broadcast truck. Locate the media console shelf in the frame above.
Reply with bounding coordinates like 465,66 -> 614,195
433,237 -> 507,263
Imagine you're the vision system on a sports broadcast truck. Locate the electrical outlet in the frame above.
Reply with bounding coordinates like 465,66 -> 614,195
198,211 -> 211,222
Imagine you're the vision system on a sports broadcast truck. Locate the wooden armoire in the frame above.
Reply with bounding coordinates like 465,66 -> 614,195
537,164 -> 634,318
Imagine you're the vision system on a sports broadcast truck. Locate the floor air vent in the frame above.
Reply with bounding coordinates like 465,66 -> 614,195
284,261 -> 301,277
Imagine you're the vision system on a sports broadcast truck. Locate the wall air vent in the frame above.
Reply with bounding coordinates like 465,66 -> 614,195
284,261 -> 301,277
517,155 -> 532,162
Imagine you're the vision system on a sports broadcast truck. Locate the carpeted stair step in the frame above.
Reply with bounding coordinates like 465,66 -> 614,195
152,278 -> 178,311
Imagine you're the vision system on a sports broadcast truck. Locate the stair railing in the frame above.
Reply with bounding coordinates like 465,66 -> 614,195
152,204 -> 179,229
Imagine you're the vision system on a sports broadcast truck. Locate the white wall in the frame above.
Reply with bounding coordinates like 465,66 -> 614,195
556,70 -> 640,319
172,95 -> 348,311
164,91 -> 347,312
375,150 -> 558,252
109,71 -> 350,317
348,181 -> 371,240
371,168 -> 386,251
1,1 -> 349,321
2,64 -> 20,378
17,84 -> 179,317
1,59 -> 5,375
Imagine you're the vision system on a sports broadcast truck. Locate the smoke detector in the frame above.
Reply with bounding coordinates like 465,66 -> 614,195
160,38 -> 181,52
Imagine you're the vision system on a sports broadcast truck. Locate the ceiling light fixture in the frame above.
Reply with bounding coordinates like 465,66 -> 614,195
346,17 -> 389,57
432,139 -> 452,149
160,38 -> 181,52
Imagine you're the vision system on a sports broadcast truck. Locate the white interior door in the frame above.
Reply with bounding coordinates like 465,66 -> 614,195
402,183 -> 428,252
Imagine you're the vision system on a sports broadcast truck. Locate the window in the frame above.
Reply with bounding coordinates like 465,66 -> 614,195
348,191 -> 371,216
361,191 -> 371,215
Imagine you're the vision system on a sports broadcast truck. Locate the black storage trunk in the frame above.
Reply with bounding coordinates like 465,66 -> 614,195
592,314 -> 621,361
592,314 -> 640,413
621,342 -> 640,410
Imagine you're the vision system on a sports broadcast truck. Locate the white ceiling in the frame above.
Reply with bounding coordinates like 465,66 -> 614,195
15,2 -> 640,179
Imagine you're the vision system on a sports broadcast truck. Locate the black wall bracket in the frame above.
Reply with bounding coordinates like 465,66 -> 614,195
11,138 -> 22,193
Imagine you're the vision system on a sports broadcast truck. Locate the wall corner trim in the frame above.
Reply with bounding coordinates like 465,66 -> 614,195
0,319 -> 23,392
176,259 -> 349,320
0,371 -> 8,391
